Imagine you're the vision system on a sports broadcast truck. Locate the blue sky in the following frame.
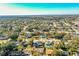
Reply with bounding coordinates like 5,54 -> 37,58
8,3 -> 79,10
0,3 -> 79,15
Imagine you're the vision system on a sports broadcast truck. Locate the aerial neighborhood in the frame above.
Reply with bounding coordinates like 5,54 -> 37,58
0,15 -> 79,56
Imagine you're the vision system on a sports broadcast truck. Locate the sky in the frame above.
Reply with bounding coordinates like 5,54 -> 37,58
0,3 -> 79,15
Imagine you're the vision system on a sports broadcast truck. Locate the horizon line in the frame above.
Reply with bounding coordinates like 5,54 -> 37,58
0,14 -> 79,16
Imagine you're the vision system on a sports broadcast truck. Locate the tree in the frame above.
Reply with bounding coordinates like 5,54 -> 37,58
0,42 -> 26,56
10,33 -> 19,41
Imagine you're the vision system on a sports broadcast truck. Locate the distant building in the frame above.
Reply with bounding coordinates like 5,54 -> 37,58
40,33 -> 47,38
0,34 -> 8,40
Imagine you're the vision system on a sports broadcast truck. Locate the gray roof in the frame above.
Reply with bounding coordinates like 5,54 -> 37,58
0,34 -> 8,40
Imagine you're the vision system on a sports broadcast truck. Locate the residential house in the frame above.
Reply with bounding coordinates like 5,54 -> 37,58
33,40 -> 44,48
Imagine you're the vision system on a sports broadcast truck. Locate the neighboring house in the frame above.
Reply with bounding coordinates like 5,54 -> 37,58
45,48 -> 54,56
0,34 -> 9,44
61,51 -> 69,56
40,33 -> 47,38
45,41 -> 53,48
26,32 -> 32,38
23,48 -> 33,56
33,41 -> 44,48
40,38 -> 47,43
35,48 -> 44,54
52,39 -> 61,45
0,34 -> 8,40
